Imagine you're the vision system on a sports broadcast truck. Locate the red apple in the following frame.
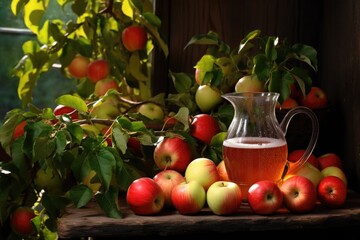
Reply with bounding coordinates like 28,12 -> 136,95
126,177 -> 165,215
299,86 -> 328,109
153,169 -> 185,207
217,160 -> 230,181
234,75 -> 264,93
153,136 -> 193,173
171,180 -> 206,215
190,113 -> 220,145
317,176 -> 347,209
10,207 -> 36,236
53,104 -> 79,121
247,180 -> 283,215
288,149 -> 318,168
280,175 -> 317,213
321,166 -> 347,186
276,97 -> 299,110
13,120 -> 27,140
127,136 -> 143,157
87,59 -> 109,83
184,157 -> 221,191
122,25 -> 148,52
206,181 -> 242,215
195,85 -> 223,113
317,153 -> 343,170
67,55 -> 89,79
94,78 -> 120,97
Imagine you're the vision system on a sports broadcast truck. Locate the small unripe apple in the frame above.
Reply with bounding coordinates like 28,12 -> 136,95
195,85 -> 222,112
235,75 -> 264,93
137,103 -> 165,121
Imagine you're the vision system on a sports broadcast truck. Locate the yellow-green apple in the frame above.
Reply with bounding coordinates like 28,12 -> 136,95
10,207 -> 36,236
206,181 -> 242,215
284,162 -> 324,188
234,75 -> 264,93
217,160 -> 229,181
53,104 -> 79,121
34,167 -> 63,194
171,180 -> 206,215
137,102 -> 165,121
94,78 -> 120,97
87,59 -> 109,83
247,180 -> 283,215
317,176 -> 347,209
13,120 -> 27,140
184,157 -> 220,191
195,85 -> 222,112
288,149 -> 318,169
299,86 -> 328,109
321,166 -> 347,185
190,113 -> 220,145
280,175 -> 317,213
67,55 -> 89,79
121,25 -> 147,52
153,136 -> 193,173
80,123 -> 101,137
317,153 -> 343,170
90,99 -> 120,120
153,169 -> 185,208
126,177 -> 165,215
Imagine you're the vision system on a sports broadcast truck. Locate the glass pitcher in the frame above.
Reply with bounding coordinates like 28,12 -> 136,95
222,92 -> 319,201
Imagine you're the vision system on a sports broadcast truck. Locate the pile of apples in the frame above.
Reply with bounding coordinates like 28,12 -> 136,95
126,146 -> 348,216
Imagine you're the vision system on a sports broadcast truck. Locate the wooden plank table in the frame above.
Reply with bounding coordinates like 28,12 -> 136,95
57,190 -> 360,239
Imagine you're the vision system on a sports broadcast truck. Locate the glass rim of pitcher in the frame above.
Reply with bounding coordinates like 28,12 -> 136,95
221,91 -> 280,98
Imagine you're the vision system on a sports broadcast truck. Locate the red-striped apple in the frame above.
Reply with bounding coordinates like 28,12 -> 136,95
247,180 -> 283,215
153,169 -> 185,207
184,157 -> 220,191
153,136 -> 193,173
280,175 -> 317,213
288,149 -> 318,169
217,160 -> 229,181
171,180 -> 206,215
206,181 -> 242,215
67,55 -> 89,79
317,153 -> 343,170
190,113 -> 220,145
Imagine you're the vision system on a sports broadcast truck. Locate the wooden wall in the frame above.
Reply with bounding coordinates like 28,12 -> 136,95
153,0 -> 360,192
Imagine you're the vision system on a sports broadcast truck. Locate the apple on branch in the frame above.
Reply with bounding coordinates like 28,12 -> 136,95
87,59 -> 110,83
126,177 -> 165,215
122,25 -> 148,52
10,207 -> 36,236
153,136 -> 193,173
299,86 -> 328,109
137,102 -> 165,121
171,180 -> 206,215
153,169 -> 185,208
67,55 -> 90,79
13,120 -> 27,140
184,157 -> 220,191
190,113 -> 220,145
94,78 -> 120,97
195,85 -> 222,112
247,180 -> 283,215
280,175 -> 318,213
206,181 -> 242,215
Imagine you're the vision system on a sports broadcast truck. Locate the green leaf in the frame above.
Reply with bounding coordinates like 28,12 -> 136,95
66,123 -> 84,144
11,0 -> 26,16
112,127 -> 128,154
56,94 -> 88,112
71,0 -> 87,16
253,54 -> 272,81
238,29 -> 261,54
265,36 -> 278,61
69,184 -> 93,208
95,187 -> 122,218
89,148 -> 116,190
184,31 -> 219,49
55,130 -> 68,155
292,44 -> 318,71
143,12 -> 161,28
168,71 -> 193,93
24,0 -> 46,34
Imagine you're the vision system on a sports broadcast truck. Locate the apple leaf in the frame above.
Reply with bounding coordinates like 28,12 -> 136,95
56,94 -> 88,113
69,184 -> 93,208
89,148 -> 116,191
95,187 -> 123,219
184,31 -> 219,49
168,71 -> 193,93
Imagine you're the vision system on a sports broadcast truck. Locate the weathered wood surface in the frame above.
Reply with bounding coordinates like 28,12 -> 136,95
57,190 -> 360,239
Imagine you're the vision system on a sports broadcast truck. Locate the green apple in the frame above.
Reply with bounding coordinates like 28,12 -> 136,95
137,102 -> 165,120
195,85 -> 222,112
284,162 -> 324,188
321,166 -> 347,185
235,75 -> 265,93
80,123 -> 101,137
206,181 -> 242,215
34,167 -> 63,194
90,100 -> 120,120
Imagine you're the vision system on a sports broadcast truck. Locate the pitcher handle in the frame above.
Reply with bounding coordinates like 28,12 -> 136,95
279,106 -> 319,175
